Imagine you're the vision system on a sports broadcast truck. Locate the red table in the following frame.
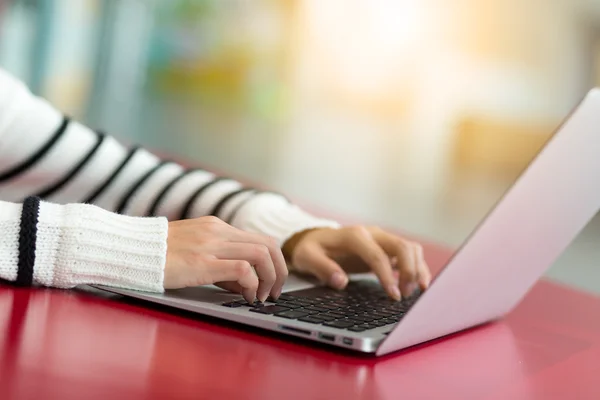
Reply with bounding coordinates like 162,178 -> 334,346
1,240 -> 600,400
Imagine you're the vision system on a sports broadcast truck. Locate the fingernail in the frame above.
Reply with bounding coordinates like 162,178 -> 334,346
388,285 -> 401,301
258,293 -> 268,303
330,272 -> 348,289
272,288 -> 282,300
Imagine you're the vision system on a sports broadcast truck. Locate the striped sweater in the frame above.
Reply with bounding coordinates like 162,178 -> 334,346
0,68 -> 338,291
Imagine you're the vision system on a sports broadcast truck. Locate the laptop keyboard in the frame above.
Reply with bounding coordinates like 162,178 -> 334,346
221,280 -> 421,332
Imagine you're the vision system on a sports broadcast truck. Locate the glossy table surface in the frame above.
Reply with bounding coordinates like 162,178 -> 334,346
2,240 -> 600,400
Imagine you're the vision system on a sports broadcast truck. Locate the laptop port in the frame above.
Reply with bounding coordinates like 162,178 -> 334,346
342,337 -> 353,346
318,333 -> 335,342
280,326 -> 311,336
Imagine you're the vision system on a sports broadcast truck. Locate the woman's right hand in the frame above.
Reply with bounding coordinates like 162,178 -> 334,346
164,216 -> 288,303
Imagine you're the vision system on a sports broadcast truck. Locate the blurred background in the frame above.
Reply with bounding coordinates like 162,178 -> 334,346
1,0 -> 599,293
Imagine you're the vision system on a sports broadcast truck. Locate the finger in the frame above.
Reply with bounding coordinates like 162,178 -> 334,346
246,234 -> 288,299
207,260 -> 259,303
215,281 -> 244,295
221,227 -> 288,299
212,243 -> 276,302
373,232 -> 418,298
295,244 -> 348,289
343,227 -> 399,300
414,244 -> 432,290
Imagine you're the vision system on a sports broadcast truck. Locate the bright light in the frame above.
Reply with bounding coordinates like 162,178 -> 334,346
301,0 -> 430,98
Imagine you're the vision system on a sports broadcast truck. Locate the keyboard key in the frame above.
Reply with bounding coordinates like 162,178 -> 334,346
302,309 -> 320,315
374,310 -> 396,317
312,314 -> 336,321
372,313 -> 396,320
380,315 -> 400,322
275,310 -> 310,319
249,305 -> 291,314
323,320 -> 355,329
277,302 -> 303,309
320,304 -> 341,310
341,318 -> 364,325
325,311 -> 347,318
305,306 -> 330,313
347,315 -> 375,324
372,320 -> 389,327
359,324 -> 376,330
333,301 -> 353,307
297,298 -> 319,305
278,294 -> 295,301
347,309 -> 367,315
348,326 -> 366,332
298,316 -> 325,324
222,301 -> 243,308
349,315 -> 372,323
240,301 -> 264,307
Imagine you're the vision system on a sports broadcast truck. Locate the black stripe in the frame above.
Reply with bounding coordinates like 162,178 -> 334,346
180,177 -> 228,220
116,160 -> 171,214
16,197 -> 40,286
0,117 -> 70,182
226,193 -> 258,224
83,146 -> 141,204
147,169 -> 202,217
208,188 -> 254,219
35,131 -> 106,198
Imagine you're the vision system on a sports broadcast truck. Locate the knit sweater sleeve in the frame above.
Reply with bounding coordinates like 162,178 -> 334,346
0,67 -> 339,290
0,197 -> 167,291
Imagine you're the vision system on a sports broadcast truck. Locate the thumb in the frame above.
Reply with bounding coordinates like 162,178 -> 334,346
298,247 -> 348,290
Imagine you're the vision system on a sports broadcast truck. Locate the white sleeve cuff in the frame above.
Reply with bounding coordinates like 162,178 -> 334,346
34,201 -> 168,291
230,193 -> 341,247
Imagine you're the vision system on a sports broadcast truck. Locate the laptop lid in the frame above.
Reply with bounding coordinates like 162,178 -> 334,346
377,88 -> 600,356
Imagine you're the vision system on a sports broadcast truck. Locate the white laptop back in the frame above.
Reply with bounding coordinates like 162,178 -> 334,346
378,88 -> 600,355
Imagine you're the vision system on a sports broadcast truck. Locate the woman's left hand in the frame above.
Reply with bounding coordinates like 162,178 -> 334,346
283,226 -> 431,301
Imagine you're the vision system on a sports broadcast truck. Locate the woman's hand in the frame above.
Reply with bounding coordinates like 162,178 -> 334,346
164,216 -> 287,303
283,226 -> 431,301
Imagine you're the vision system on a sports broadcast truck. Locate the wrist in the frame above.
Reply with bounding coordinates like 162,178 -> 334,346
282,228 -> 319,261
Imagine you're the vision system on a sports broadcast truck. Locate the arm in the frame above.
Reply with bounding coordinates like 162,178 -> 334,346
0,68 -> 431,300
0,68 -> 338,247
0,70 -> 337,244
0,67 -> 337,292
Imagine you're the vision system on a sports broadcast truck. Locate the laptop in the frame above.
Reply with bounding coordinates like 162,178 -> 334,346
96,87 -> 600,356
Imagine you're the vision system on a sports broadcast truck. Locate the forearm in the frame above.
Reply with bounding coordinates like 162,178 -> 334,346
0,68 -> 338,248
0,197 -> 166,290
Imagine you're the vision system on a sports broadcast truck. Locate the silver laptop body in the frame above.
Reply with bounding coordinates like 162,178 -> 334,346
97,88 -> 600,356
